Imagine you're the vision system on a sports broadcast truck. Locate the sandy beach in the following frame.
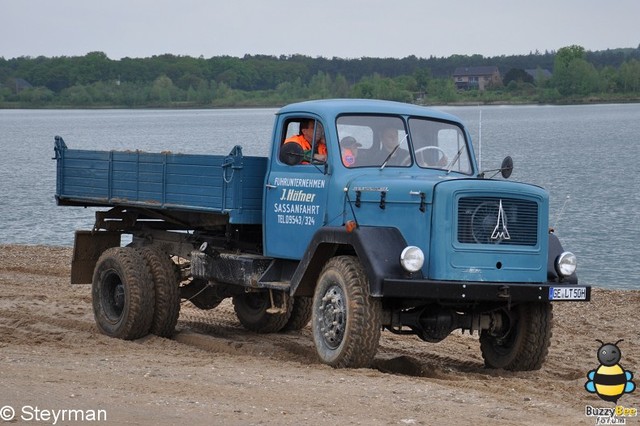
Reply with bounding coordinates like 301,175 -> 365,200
1,244 -> 638,425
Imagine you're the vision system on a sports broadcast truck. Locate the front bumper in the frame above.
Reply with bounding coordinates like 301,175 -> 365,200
382,279 -> 591,302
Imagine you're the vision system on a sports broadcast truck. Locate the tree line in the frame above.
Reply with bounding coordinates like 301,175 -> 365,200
1,45 -> 639,107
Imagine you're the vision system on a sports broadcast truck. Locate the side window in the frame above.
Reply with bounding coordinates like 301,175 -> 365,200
279,118 -> 327,166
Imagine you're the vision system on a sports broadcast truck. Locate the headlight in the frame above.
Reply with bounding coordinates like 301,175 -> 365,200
555,251 -> 577,277
400,246 -> 424,272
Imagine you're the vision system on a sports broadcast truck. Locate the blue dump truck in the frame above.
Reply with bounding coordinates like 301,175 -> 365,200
54,99 -> 590,370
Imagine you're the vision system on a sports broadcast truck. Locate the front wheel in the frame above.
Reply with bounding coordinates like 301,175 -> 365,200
480,302 -> 553,371
92,247 -> 155,340
312,256 -> 381,368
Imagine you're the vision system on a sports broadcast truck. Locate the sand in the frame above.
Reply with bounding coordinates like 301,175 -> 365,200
1,244 -> 638,425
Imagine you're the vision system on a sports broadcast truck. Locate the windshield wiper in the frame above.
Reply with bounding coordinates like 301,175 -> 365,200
446,147 -> 465,174
380,133 -> 409,170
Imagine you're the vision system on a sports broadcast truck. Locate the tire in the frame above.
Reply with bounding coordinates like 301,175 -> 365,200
480,302 -> 553,371
92,247 -> 154,340
282,297 -> 313,331
233,290 -> 292,333
138,247 -> 180,338
312,256 -> 381,368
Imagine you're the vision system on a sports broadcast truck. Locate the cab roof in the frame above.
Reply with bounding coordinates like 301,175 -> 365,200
277,99 -> 463,124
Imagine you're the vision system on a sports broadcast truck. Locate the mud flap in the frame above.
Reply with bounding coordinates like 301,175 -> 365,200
71,231 -> 121,284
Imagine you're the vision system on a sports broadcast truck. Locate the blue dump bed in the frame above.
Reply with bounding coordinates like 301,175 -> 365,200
54,136 -> 267,224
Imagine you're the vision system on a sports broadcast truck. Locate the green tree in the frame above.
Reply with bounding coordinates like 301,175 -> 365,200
503,68 -> 534,86
331,74 -> 350,98
0,86 -> 11,102
414,68 -> 432,95
71,51 -> 113,85
618,59 -> 640,92
61,85 -> 93,105
149,75 -> 175,103
552,45 -> 589,96
351,74 -> 412,102
598,66 -> 618,93
18,86 -> 54,105
195,79 -> 214,104
554,45 -> 586,68
308,71 -> 332,99
427,78 -> 458,103
567,59 -> 599,95
275,77 -> 306,101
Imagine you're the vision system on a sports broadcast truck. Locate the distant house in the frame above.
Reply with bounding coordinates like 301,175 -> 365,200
453,66 -> 501,91
5,77 -> 33,94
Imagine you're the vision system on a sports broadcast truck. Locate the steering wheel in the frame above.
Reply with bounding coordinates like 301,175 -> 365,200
411,146 -> 448,167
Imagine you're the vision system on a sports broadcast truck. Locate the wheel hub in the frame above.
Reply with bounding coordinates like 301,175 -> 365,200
318,285 -> 345,349
113,283 -> 125,313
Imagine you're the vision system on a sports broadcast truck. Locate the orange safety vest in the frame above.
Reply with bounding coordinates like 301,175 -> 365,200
284,134 -> 312,151
284,134 -> 327,158
342,148 -> 356,167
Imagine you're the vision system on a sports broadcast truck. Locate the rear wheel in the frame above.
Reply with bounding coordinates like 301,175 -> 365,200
92,247 -> 154,340
138,247 -> 180,338
233,291 -> 292,333
312,256 -> 381,368
480,302 -> 553,371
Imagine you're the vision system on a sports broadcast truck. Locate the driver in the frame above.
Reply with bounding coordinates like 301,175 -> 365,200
284,119 -> 327,163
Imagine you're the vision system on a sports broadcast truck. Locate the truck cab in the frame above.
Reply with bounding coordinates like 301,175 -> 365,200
259,99 -> 587,368
264,100 -> 559,286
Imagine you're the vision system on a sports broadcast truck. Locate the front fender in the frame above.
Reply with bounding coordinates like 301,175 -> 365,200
290,226 -> 414,297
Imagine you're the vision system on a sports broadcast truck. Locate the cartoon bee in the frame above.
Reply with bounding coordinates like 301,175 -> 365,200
585,339 -> 636,403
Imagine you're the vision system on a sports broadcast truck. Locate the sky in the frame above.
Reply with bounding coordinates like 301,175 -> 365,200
2,0 -> 638,60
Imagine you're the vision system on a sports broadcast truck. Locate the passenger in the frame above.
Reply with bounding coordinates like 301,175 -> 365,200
378,127 -> 410,166
283,119 -> 327,163
340,136 -> 361,167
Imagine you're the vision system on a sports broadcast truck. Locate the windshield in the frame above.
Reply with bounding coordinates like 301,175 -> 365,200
336,114 -> 472,174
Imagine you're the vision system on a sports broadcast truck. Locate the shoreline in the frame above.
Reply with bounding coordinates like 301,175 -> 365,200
2,97 -> 640,110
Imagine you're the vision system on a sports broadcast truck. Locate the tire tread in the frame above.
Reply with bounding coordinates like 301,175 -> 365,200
313,256 -> 381,368
92,247 -> 154,340
139,247 -> 180,338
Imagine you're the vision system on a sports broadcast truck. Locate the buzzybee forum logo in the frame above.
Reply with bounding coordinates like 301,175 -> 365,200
585,339 -> 636,403
583,339 -> 637,424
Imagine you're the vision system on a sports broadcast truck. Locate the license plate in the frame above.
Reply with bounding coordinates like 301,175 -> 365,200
549,287 -> 587,300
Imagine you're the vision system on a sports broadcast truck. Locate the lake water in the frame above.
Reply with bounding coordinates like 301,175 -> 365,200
1,104 -> 638,290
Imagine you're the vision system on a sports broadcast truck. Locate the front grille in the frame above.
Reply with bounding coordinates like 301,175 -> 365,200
457,197 -> 538,246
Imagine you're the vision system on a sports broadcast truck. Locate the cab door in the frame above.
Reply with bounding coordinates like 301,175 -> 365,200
263,117 -> 329,260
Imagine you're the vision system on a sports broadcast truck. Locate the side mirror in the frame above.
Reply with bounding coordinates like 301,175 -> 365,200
280,142 -> 304,166
501,156 -> 513,179
477,156 -> 514,179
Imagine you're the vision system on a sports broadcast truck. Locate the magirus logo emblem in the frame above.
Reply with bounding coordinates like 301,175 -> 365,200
490,200 -> 510,241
